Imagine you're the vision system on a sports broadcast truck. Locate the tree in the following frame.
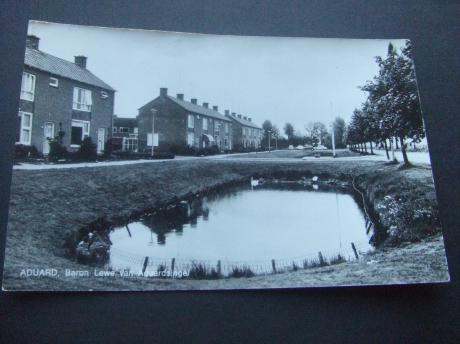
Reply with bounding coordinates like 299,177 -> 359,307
261,120 -> 273,148
283,123 -> 294,143
332,117 -> 346,149
305,121 -> 328,147
354,40 -> 425,164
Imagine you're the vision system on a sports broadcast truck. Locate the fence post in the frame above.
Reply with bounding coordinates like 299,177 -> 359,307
142,256 -> 149,275
171,258 -> 175,273
217,260 -> 221,276
351,243 -> 359,260
271,259 -> 277,273
318,251 -> 325,266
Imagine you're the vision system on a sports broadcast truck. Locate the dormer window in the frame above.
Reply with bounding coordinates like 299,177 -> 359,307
49,77 -> 59,87
72,87 -> 92,112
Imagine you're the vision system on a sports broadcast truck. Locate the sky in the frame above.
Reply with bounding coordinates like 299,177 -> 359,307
28,21 -> 406,136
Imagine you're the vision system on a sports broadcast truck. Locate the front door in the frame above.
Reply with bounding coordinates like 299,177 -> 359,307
43,122 -> 54,155
97,128 -> 105,154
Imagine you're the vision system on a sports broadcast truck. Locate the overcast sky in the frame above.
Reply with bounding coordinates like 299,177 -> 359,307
28,21 -> 406,136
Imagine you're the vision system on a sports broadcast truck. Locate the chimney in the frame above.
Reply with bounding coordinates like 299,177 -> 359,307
26,35 -> 40,50
160,88 -> 168,97
243,116 -> 247,120
74,55 -> 87,68
177,93 -> 184,100
191,98 -> 198,104
248,117 -> 252,122
237,114 -> 242,119
232,112 -> 236,117
203,102 -> 209,108
225,110 -> 230,116
212,105 -> 218,111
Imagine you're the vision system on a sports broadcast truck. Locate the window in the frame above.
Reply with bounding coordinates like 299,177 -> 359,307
73,87 -> 92,112
203,117 -> 208,130
100,91 -> 109,99
71,120 -> 90,146
113,127 -> 118,133
187,132 -> 194,146
17,112 -> 33,145
133,127 -> 138,134
21,72 -> 36,101
188,114 -> 194,129
119,127 -> 129,133
225,123 -> 229,134
122,137 -> 138,152
49,77 -> 59,87
215,121 -> 220,134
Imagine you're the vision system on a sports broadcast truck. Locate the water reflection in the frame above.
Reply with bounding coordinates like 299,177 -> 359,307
108,183 -> 373,269
140,198 -> 212,244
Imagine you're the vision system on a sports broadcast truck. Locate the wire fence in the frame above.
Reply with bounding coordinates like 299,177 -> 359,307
106,239 -> 372,279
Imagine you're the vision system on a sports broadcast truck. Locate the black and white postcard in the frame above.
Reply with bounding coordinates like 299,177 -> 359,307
1,21 -> 450,291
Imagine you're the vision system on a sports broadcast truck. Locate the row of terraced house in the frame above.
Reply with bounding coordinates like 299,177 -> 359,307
16,35 -> 263,156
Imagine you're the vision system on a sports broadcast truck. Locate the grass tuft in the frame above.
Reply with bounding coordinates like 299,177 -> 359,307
228,265 -> 255,278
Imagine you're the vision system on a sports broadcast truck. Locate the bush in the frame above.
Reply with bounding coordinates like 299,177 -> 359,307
77,137 -> 97,161
169,145 -> 221,156
48,139 -> 68,162
14,144 -> 40,159
103,139 -> 115,158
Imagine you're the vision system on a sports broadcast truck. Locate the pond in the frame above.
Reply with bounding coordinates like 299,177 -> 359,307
107,182 -> 373,273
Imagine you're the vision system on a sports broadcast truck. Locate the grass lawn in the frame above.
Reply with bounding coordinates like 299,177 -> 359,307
2,157 -> 449,291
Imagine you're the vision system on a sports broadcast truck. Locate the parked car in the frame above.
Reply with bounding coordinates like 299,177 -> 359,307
288,145 -> 294,150
313,145 -> 328,150
295,145 -> 304,150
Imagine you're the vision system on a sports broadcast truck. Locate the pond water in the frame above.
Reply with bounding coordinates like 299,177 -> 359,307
108,183 -> 373,271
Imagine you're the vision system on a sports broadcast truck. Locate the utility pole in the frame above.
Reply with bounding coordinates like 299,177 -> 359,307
150,109 -> 157,158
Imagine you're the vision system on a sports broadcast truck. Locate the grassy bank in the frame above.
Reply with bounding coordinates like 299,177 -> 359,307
2,158 -> 448,290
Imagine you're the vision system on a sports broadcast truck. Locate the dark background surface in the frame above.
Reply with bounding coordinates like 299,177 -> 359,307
0,1 -> 459,343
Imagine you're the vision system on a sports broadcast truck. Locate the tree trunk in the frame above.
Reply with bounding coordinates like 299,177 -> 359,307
383,140 -> 390,160
400,136 -> 409,165
370,141 -> 374,154
395,137 -> 399,149
364,142 -> 368,153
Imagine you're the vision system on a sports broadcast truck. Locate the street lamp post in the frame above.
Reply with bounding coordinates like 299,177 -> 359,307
150,109 -> 157,158
331,122 -> 336,158
268,130 -> 272,152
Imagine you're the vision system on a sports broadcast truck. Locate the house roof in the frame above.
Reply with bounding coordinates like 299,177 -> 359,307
113,116 -> 137,127
225,114 -> 262,129
24,47 -> 115,91
167,96 -> 231,122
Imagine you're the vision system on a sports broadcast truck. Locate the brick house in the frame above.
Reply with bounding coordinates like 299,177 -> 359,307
137,88 -> 233,152
17,35 -> 115,155
112,115 -> 138,152
224,111 -> 263,150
